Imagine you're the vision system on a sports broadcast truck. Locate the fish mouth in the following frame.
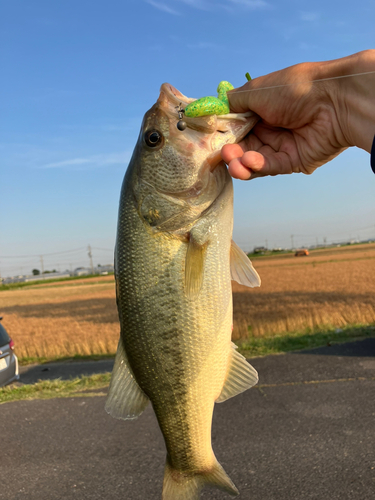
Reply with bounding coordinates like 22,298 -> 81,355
159,82 -> 259,165
159,83 -> 195,108
158,83 -> 259,172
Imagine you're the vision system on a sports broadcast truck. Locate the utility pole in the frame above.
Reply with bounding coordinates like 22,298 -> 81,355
40,255 -> 44,275
291,235 -> 294,249
265,239 -> 268,249
88,245 -> 94,274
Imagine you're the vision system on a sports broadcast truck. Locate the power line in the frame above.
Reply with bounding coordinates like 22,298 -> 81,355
291,225 -> 374,239
0,247 -> 87,259
231,70 -> 375,95
91,247 -> 114,251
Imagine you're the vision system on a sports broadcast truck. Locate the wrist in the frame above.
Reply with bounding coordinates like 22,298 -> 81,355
323,50 -> 375,152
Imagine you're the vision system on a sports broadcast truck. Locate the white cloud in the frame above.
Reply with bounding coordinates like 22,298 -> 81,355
41,152 -> 132,170
146,0 -> 269,13
226,0 -> 270,8
177,0 -> 210,10
146,0 -> 180,15
42,158 -> 90,168
300,11 -> 319,21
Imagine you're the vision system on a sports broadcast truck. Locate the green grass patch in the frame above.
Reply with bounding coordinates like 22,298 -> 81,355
0,373 -> 111,404
236,324 -> 375,358
19,353 -> 116,366
0,273 -> 114,291
3,324 -> 375,404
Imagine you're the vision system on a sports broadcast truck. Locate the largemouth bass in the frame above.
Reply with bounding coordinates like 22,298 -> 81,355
106,83 -> 261,499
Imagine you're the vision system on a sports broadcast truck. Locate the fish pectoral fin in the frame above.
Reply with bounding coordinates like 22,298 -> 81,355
230,240 -> 261,288
216,343 -> 258,403
105,337 -> 149,420
185,236 -> 207,299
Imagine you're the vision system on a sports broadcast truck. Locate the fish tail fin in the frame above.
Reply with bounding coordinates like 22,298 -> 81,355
162,456 -> 239,500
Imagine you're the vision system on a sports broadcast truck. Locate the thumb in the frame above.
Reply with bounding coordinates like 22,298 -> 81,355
227,74 -> 270,114
227,81 -> 255,113
228,71 -> 285,116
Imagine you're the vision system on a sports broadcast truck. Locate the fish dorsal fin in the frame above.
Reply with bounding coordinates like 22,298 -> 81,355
230,240 -> 261,288
105,338 -> 149,420
216,343 -> 258,403
185,236 -> 207,299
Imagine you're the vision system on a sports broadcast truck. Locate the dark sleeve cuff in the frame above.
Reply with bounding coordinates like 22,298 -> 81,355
371,135 -> 375,174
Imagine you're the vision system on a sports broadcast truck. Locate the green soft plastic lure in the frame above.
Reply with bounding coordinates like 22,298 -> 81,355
184,73 -> 251,118
184,81 -> 233,118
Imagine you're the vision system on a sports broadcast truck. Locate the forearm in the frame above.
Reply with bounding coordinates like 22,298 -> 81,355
324,50 -> 375,152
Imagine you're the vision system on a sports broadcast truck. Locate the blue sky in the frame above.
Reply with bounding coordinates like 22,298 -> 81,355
1,0 -> 374,277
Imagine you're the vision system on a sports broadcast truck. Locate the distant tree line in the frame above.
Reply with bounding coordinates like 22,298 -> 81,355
32,269 -> 56,275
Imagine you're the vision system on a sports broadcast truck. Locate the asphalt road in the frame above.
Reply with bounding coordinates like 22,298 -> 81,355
2,339 -> 375,500
19,359 -> 116,384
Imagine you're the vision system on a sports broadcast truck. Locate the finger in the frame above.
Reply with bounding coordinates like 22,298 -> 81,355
240,150 -> 295,176
227,157 -> 253,180
237,129 -> 264,152
227,150 -> 297,180
227,73 -> 278,115
253,123 -> 292,152
221,144 -> 245,164
227,83 -> 253,114
221,131 -> 265,164
227,152 -> 268,180
227,76 -> 267,114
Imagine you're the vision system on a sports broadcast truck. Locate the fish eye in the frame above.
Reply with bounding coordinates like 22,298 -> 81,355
144,129 -> 163,148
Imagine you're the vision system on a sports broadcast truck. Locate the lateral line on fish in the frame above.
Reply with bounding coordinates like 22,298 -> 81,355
257,376 -> 375,389
230,70 -> 375,94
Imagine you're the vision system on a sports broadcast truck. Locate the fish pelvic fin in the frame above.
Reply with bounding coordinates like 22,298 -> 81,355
230,240 -> 261,288
162,457 -> 239,500
105,337 -> 149,420
216,343 -> 258,403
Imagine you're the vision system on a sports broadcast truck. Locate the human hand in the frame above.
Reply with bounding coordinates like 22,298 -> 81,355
221,51 -> 375,180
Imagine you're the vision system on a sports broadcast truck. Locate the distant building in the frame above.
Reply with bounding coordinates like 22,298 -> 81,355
24,272 -> 70,282
73,267 -> 91,276
95,264 -> 114,275
73,264 -> 114,276
3,272 -> 71,284
253,246 -> 267,254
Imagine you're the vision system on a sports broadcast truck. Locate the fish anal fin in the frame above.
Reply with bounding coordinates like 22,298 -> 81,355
230,240 -> 261,288
105,337 -> 149,420
216,343 -> 258,403
185,236 -> 207,299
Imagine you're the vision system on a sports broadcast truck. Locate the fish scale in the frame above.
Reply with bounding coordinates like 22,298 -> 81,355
106,82 -> 261,499
117,178 -> 231,469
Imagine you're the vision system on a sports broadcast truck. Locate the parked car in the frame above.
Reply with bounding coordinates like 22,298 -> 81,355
0,317 -> 19,387
294,249 -> 309,257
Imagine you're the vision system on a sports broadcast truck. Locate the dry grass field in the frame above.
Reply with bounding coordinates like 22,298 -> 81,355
1,243 -> 375,361
232,243 -> 375,341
